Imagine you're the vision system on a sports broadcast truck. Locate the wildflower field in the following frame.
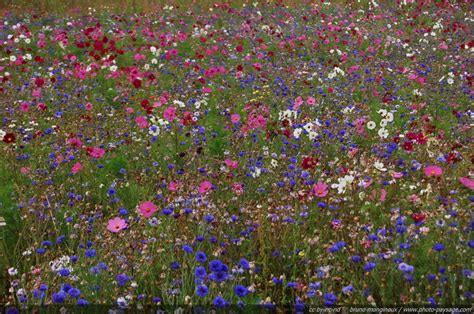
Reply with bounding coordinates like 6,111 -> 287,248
0,0 -> 473,310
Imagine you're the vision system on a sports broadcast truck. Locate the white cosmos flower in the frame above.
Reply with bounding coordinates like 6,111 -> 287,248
378,128 -> 389,138
271,159 -> 278,168
308,131 -> 318,140
380,119 -> 388,127
377,109 -> 387,116
374,161 -> 387,172
293,128 -> 302,139
367,121 -> 376,130
385,112 -> 394,122
0,129 -> 5,140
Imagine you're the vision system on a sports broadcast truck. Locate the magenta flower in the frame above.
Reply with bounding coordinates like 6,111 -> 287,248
230,114 -> 240,123
459,177 -> 474,190
423,165 -> 443,177
87,147 -> 105,158
312,182 -> 328,197
71,162 -> 82,174
138,201 -> 158,218
224,159 -> 238,169
163,106 -> 177,122
135,116 -> 148,129
198,181 -> 212,194
107,217 -> 127,233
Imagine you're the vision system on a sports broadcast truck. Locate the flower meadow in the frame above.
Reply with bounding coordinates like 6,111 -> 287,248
0,0 -> 473,310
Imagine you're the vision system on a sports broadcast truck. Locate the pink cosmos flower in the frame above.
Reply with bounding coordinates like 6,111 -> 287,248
87,147 -> 105,158
232,183 -> 244,195
138,201 -> 158,218
294,96 -> 304,110
134,53 -> 145,61
20,102 -> 29,112
391,172 -> 403,179
224,159 -> 238,169
307,96 -> 316,105
198,181 -> 212,194
230,114 -> 240,123
71,162 -> 82,174
163,106 -> 177,122
423,165 -> 443,177
37,103 -> 47,111
20,167 -> 30,174
85,102 -> 93,110
135,116 -> 148,128
168,181 -> 180,191
68,137 -> 82,148
312,182 -> 328,197
107,217 -> 127,233
459,177 -> 474,190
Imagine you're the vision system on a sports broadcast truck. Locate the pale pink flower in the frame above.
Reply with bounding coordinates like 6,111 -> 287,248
138,201 -> 158,218
312,182 -> 328,197
85,102 -> 93,110
232,183 -> 244,195
391,172 -> 403,179
307,96 -> 316,105
107,217 -> 127,233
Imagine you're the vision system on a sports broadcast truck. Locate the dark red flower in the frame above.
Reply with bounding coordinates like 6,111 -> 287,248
302,156 -> 318,170
132,79 -> 142,89
403,141 -> 413,152
3,133 -> 16,144
411,212 -> 426,223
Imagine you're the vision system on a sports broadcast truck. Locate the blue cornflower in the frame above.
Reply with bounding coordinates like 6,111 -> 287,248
196,285 -> 208,297
196,251 -> 207,263
52,291 -> 66,303
234,285 -> 249,297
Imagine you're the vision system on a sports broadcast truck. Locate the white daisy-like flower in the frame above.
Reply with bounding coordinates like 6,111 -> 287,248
385,112 -> 394,122
293,128 -> 302,139
374,161 -> 387,172
377,109 -> 387,116
308,131 -> 318,140
379,119 -> 388,127
367,121 -> 376,130
378,128 -> 389,138
0,129 -> 6,140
